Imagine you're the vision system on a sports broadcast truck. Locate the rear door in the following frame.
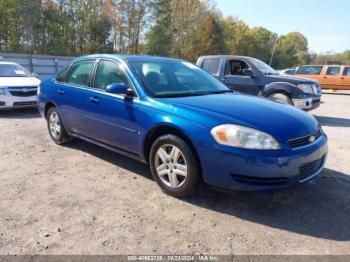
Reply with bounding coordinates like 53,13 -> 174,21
53,59 -> 97,136
223,59 -> 259,95
322,66 -> 341,89
339,66 -> 350,90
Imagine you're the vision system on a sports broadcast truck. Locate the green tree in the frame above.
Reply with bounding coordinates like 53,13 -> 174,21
145,0 -> 172,56
191,15 -> 226,60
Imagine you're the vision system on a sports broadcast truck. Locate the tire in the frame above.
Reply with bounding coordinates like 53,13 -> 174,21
149,134 -> 200,198
268,93 -> 293,105
46,107 -> 72,145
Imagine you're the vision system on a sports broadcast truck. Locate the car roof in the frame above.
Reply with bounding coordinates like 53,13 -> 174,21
73,54 -> 183,63
0,61 -> 18,65
300,64 -> 350,67
198,55 -> 253,60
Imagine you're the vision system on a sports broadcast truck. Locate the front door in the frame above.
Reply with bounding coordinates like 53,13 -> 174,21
85,59 -> 140,154
223,60 -> 259,95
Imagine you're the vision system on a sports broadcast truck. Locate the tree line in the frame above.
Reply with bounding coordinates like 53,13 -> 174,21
0,0 -> 348,69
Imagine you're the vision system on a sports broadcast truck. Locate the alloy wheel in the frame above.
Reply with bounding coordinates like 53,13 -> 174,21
49,111 -> 61,139
155,144 -> 188,188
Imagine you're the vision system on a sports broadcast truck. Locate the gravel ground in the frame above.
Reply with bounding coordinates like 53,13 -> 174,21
0,92 -> 349,255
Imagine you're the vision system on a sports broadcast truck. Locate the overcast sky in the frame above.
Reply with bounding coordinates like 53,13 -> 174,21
215,0 -> 350,53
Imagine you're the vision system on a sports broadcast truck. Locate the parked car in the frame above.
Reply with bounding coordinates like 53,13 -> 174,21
196,55 -> 322,111
38,55 -> 328,197
277,68 -> 296,76
294,64 -> 350,90
0,61 -> 40,109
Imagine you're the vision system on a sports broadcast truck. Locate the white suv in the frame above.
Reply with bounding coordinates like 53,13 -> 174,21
0,61 -> 41,109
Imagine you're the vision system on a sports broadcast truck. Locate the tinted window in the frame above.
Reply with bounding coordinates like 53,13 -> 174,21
129,60 -> 229,97
296,66 -> 323,75
326,66 -> 340,76
56,66 -> 69,82
66,60 -> 95,86
95,60 -> 129,90
227,60 -> 249,76
343,67 -> 350,76
207,59 -> 221,75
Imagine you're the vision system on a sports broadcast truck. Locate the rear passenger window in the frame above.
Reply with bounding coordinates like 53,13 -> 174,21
201,58 -> 221,76
94,60 -> 129,90
343,67 -> 350,76
326,66 -> 340,76
296,66 -> 323,75
66,60 -> 96,87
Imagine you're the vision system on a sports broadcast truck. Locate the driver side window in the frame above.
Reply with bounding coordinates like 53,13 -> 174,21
226,60 -> 249,76
94,60 -> 129,90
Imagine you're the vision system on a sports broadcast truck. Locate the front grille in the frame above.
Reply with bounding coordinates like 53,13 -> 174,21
288,129 -> 322,148
231,174 -> 289,186
298,154 -> 326,182
9,86 -> 37,97
13,101 -> 37,107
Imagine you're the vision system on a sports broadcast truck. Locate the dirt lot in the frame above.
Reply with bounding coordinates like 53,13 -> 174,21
0,92 -> 349,255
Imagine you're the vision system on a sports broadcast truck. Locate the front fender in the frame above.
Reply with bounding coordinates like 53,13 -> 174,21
262,82 -> 304,99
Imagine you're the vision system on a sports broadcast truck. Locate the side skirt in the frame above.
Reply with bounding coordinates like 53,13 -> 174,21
70,132 -> 147,164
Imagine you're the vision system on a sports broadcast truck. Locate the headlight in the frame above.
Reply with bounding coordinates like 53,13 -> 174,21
210,124 -> 280,150
297,84 -> 316,94
0,88 -> 6,95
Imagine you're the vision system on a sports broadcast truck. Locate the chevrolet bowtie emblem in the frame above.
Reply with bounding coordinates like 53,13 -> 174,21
22,88 -> 28,92
309,135 -> 315,142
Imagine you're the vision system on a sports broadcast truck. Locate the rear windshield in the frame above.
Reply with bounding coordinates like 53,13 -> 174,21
0,63 -> 31,77
296,66 -> 323,75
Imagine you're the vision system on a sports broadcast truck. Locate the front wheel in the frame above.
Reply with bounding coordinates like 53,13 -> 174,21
149,134 -> 200,198
47,107 -> 72,145
268,93 -> 293,105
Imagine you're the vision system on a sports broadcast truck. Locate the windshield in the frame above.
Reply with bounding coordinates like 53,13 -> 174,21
128,60 -> 230,97
0,64 -> 31,77
249,58 -> 278,75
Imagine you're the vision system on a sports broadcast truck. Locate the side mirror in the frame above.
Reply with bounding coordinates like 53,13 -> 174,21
106,83 -> 134,97
242,69 -> 254,77
32,72 -> 39,78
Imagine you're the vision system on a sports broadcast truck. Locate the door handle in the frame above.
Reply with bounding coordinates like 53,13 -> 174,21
221,77 -> 229,84
341,77 -> 345,79
323,76 -> 328,79
57,89 -> 64,95
89,96 -> 99,104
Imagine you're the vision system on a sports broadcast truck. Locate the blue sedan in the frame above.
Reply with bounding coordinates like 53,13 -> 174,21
37,54 -> 328,197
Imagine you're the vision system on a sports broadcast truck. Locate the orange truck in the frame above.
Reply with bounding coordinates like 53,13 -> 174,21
294,65 -> 350,90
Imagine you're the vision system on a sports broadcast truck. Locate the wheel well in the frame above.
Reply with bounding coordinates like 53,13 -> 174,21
267,90 -> 291,98
44,102 -> 55,119
143,125 -> 202,176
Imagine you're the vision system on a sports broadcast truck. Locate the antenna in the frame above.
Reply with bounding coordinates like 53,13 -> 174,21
269,37 -> 278,66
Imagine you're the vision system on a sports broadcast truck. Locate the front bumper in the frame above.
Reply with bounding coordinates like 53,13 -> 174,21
0,88 -> 37,109
292,97 -> 321,111
195,133 -> 328,192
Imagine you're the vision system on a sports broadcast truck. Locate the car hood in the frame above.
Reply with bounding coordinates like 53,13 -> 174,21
266,74 -> 319,85
161,93 -> 319,142
0,77 -> 41,87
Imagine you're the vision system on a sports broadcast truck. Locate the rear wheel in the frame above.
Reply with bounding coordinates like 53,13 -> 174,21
149,134 -> 199,197
268,93 -> 293,105
47,107 -> 72,145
